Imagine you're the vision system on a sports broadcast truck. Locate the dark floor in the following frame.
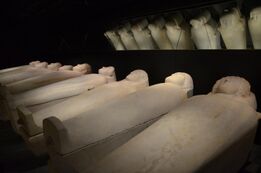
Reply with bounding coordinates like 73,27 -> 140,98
0,120 -> 261,173
0,121 -> 48,173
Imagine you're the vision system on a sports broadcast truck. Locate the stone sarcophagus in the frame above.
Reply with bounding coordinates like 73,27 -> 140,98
5,63 -> 91,94
165,14 -> 194,50
249,6 -> 261,49
104,30 -> 126,50
190,10 -> 221,49
16,69 -> 148,155
131,19 -> 157,50
218,8 -> 247,49
0,60 -> 40,74
43,72 -> 193,173
148,17 -> 173,49
0,62 -> 51,85
90,76 -> 259,173
117,23 -> 139,50
2,66 -> 116,132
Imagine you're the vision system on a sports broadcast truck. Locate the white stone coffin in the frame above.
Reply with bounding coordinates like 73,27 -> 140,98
0,62 -> 50,85
17,69 -> 148,137
18,97 -> 71,155
5,63 -> 91,94
118,23 -> 139,50
104,30 -> 125,50
218,8 -> 246,49
4,66 -> 116,132
43,72 -> 193,173
131,19 -> 157,50
249,6 -> 261,49
91,76 -> 259,173
0,61 -> 40,74
148,17 -> 173,49
190,10 -> 221,49
165,14 -> 194,49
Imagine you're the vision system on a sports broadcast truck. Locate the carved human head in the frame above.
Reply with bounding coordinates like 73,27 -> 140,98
34,62 -> 48,68
98,66 -> 116,82
165,72 -> 194,97
47,63 -> 62,71
219,8 -> 242,27
212,76 -> 257,109
59,65 -> 73,71
132,19 -> 149,31
73,63 -> 92,74
250,7 -> 261,21
29,60 -> 41,66
190,10 -> 211,28
126,70 -> 149,88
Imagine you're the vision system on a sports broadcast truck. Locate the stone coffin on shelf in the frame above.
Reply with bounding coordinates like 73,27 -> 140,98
3,66 -> 116,132
218,8 -> 247,49
249,6 -> 261,49
131,19 -> 157,50
148,17 -> 173,50
190,10 -> 221,49
90,76 -> 259,173
118,23 -> 139,50
165,14 -> 194,50
43,72 -> 193,173
16,70 -> 148,155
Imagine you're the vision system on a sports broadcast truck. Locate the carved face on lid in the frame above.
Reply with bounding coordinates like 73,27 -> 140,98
29,60 -> 41,66
126,70 -> 149,84
73,63 -> 91,74
220,8 -> 242,27
165,72 -> 194,92
212,76 -> 251,97
47,63 -> 62,71
59,65 -> 73,71
250,7 -> 261,20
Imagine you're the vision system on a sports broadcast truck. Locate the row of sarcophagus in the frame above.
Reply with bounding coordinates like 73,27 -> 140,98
105,6 -> 261,50
0,61 -> 260,173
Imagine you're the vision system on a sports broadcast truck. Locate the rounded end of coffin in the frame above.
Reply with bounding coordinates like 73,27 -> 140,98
191,10 -> 211,28
219,8 -> 243,29
250,6 -> 261,21
132,19 -> 149,31
17,106 -> 43,136
59,65 -> 73,71
43,117 -> 68,155
212,76 -> 257,109
47,63 -> 62,71
98,66 -> 116,82
34,62 -> 48,68
165,72 -> 194,97
72,63 -> 92,74
126,70 -> 149,88
29,60 -> 41,66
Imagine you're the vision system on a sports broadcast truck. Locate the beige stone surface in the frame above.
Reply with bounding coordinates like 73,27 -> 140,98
91,76 -> 258,173
190,10 -> 221,49
131,19 -> 157,50
148,17 -> 173,49
219,8 -> 246,49
249,6 -> 261,49
166,14 -> 194,49
44,72 -> 193,173
104,30 -> 125,50
118,23 -> 139,50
